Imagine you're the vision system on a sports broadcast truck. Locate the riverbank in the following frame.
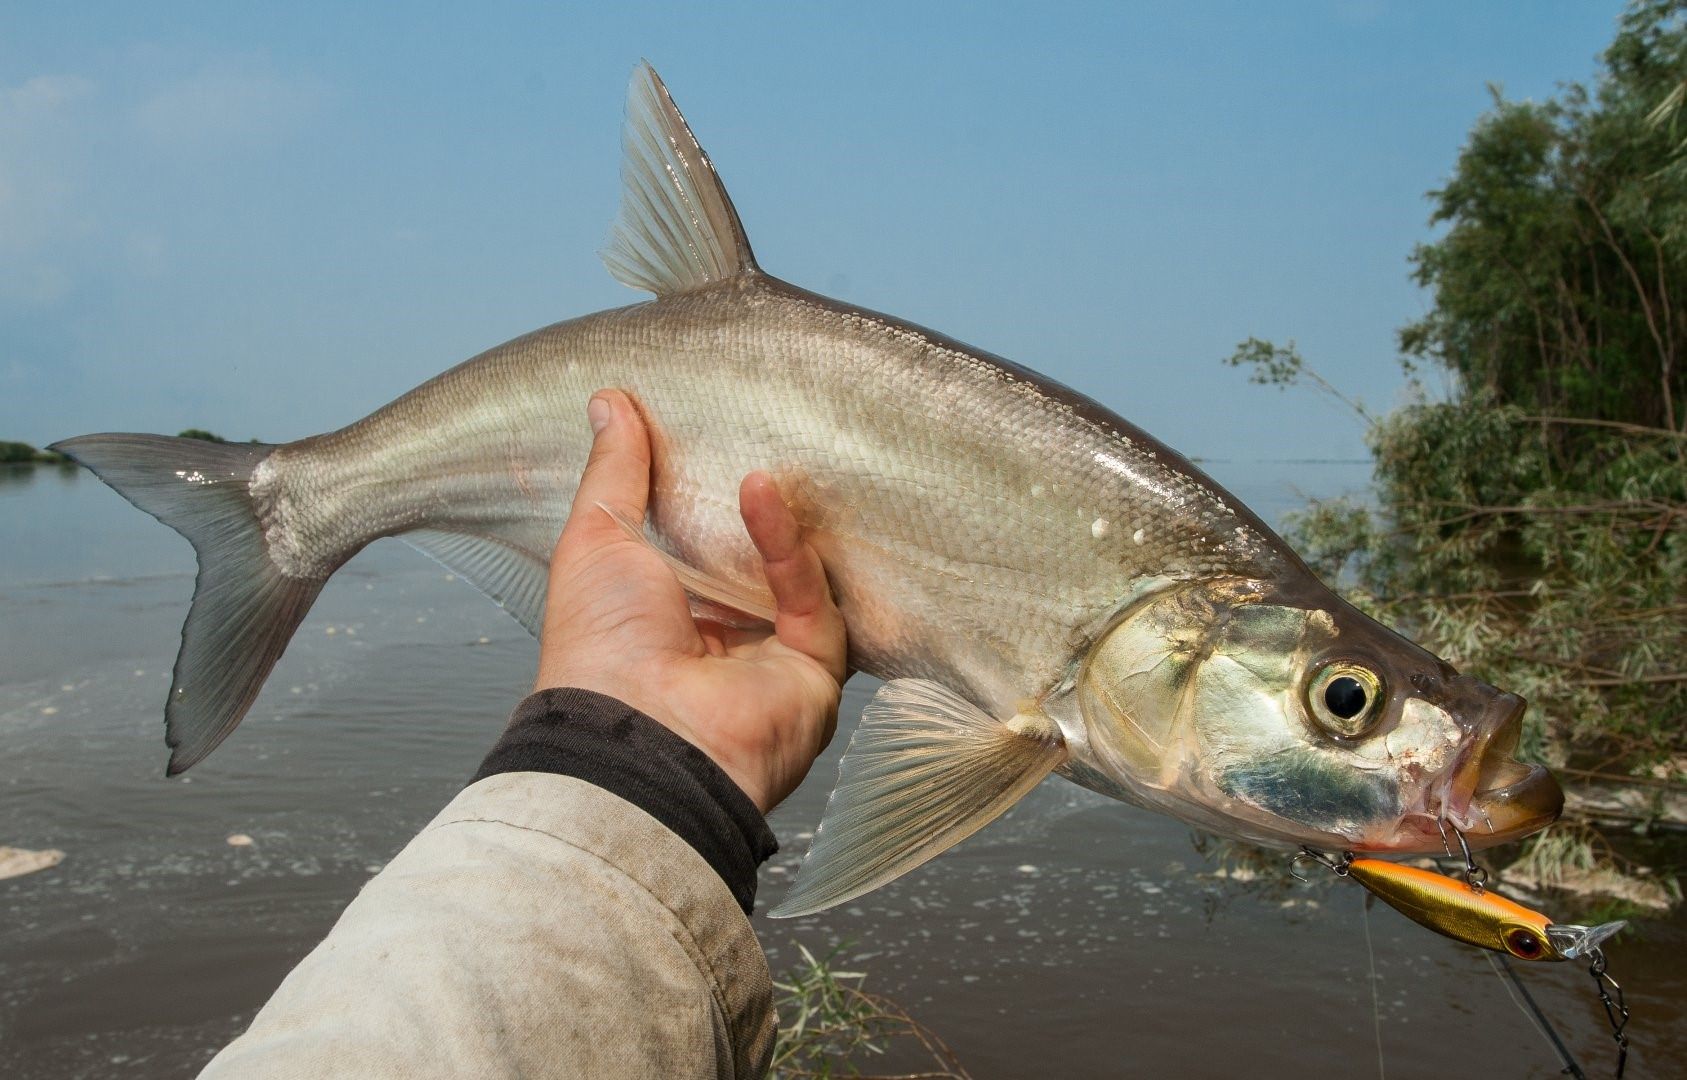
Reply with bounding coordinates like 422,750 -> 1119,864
0,443 -> 69,465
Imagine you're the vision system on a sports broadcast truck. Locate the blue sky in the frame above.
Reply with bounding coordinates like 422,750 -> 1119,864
1,2 -> 1622,467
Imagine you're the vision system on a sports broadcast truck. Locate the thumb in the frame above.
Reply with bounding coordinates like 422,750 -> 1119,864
563,390 -> 652,542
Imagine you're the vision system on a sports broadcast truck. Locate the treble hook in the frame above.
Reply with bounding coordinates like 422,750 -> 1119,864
1449,825 -> 1487,893
1291,846 -> 1353,882
1436,816 -> 1455,858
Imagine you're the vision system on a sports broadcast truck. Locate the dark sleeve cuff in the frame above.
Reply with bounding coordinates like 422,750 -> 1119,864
472,687 -> 778,914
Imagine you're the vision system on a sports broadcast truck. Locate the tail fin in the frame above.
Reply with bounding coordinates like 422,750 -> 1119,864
49,434 -> 325,774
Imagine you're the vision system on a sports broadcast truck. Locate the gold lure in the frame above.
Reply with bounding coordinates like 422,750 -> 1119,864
1299,849 -> 1634,1076
1345,857 -> 1625,962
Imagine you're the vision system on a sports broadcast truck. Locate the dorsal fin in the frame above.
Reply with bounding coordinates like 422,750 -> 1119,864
601,62 -> 758,295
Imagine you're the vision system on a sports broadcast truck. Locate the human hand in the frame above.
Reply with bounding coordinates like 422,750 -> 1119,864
533,390 -> 849,813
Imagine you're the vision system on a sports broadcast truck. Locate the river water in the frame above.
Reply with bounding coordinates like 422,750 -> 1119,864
1,461 -> 1679,1078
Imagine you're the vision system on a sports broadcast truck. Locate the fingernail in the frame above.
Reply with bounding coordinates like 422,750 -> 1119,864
587,396 -> 610,434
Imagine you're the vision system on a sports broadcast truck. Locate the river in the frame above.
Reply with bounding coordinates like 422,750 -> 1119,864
1,460 -> 1679,1078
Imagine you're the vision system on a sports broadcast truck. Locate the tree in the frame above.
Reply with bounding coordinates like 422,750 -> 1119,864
1231,1 -> 1687,782
1400,0 -> 1687,439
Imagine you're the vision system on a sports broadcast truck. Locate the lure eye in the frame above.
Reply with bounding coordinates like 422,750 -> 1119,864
1308,663 -> 1384,738
1504,927 -> 1546,960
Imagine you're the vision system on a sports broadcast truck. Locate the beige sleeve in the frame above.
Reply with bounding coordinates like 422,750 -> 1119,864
199,772 -> 775,1079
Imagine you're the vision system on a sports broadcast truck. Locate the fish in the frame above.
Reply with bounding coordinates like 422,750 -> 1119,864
1345,858 -> 1625,961
51,63 -> 1564,918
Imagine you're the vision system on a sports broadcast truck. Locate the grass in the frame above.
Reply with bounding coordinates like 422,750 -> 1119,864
1501,822 -> 1682,916
770,944 -> 971,1080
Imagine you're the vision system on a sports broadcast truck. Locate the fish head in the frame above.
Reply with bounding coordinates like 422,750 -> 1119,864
1074,578 -> 1562,853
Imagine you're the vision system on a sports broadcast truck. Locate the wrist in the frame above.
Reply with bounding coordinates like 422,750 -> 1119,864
641,675 -> 774,812
533,672 -> 776,812
476,688 -> 778,912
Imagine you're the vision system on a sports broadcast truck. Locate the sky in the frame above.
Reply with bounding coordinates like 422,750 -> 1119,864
0,2 -> 1625,467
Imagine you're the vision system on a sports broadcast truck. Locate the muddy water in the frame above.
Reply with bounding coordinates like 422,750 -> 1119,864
1,463 -> 1679,1078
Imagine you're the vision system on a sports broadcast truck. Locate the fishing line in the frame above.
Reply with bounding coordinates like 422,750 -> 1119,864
1305,845 -> 1627,1077
1483,950 -> 1586,1079
1360,891 -> 1386,1080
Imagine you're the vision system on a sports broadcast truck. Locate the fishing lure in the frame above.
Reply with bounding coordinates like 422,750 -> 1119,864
1297,845 -> 1632,1078
1344,857 -> 1626,962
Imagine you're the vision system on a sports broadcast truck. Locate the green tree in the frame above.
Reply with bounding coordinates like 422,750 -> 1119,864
1232,0 -> 1687,783
0,441 -> 67,464
1400,0 -> 1687,438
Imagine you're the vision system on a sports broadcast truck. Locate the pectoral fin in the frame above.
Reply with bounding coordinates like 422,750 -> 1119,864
598,503 -> 776,627
770,679 -> 1067,918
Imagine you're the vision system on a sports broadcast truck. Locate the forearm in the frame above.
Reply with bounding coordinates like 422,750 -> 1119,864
202,692 -> 778,1080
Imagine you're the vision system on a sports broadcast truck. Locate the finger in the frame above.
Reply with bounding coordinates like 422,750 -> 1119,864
739,472 -> 847,682
561,390 -> 652,546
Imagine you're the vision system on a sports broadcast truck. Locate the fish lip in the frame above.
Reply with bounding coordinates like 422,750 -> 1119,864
1436,692 -> 1562,845
1442,694 -> 1519,818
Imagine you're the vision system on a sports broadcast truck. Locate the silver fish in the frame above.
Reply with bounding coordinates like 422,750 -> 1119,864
54,64 -> 1562,916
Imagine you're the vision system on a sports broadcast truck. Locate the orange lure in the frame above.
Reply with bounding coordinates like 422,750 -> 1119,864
1346,858 -> 1621,962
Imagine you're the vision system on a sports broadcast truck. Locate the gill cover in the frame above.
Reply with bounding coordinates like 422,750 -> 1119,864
1075,580 -> 1407,847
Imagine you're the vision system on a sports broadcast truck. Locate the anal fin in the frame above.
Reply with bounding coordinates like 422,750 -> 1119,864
598,503 -> 775,626
770,679 -> 1067,918
403,529 -> 550,637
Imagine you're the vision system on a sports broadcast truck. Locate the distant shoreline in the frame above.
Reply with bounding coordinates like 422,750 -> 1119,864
4,430 -> 254,467
0,442 -> 70,465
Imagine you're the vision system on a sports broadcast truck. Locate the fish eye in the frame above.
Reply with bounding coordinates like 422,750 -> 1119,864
1307,663 -> 1384,738
1504,927 -> 1545,960
1326,677 -> 1367,719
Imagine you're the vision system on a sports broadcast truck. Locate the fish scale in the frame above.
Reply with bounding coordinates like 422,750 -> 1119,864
278,279 -> 1272,712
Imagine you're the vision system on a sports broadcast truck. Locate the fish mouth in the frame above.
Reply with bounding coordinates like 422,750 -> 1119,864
1438,692 -> 1563,847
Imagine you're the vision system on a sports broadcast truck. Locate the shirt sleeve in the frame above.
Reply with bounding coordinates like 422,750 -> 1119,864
472,687 -> 779,914
199,769 -> 778,1080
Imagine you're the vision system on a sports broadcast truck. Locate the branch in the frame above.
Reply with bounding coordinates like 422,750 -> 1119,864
1390,588 -> 1536,604
1579,187 -> 1675,425
1574,670 -> 1687,688
1391,499 -> 1682,531
1556,765 -> 1687,792
1519,415 -> 1687,439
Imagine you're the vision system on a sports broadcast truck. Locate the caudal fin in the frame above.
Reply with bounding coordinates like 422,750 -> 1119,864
50,434 -> 325,774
